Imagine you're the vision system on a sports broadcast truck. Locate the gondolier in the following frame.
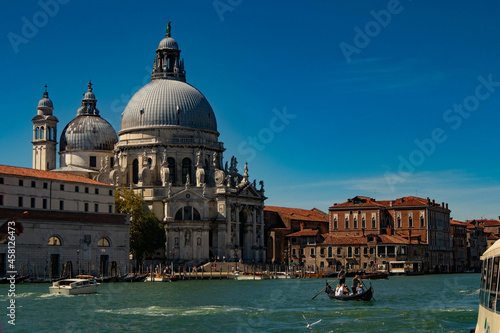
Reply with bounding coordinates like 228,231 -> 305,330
351,275 -> 361,294
337,268 -> 346,285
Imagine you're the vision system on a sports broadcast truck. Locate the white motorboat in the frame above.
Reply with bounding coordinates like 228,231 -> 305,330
49,278 -> 99,295
231,273 -> 270,280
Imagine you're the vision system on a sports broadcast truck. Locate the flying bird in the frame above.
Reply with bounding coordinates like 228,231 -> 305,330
302,314 -> 322,329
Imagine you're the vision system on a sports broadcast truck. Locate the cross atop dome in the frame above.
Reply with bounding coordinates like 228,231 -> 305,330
87,80 -> 93,92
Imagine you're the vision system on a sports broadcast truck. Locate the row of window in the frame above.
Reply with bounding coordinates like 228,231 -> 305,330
131,157 -> 200,185
34,126 -> 56,141
11,178 -> 113,196
292,245 -> 408,258
48,235 -> 110,247
8,196 -> 112,213
480,255 -> 500,312
332,216 -> 425,229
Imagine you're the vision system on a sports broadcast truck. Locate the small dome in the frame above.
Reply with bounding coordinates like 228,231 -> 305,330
38,97 -> 53,109
38,89 -> 53,109
119,80 -> 217,134
83,91 -> 96,100
60,115 -> 118,151
158,36 -> 178,50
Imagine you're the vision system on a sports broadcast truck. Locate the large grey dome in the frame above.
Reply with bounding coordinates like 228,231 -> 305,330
60,115 -> 118,151
119,80 -> 217,134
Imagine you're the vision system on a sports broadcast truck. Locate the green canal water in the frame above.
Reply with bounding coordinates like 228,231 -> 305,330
0,273 -> 480,332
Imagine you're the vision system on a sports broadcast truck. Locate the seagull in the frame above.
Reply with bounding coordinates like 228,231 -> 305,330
302,314 -> 322,329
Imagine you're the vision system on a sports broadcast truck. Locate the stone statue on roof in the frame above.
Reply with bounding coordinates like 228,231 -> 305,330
166,22 -> 172,37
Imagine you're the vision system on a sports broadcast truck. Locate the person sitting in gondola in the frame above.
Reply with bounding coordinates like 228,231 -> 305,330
334,284 -> 341,296
356,283 -> 364,294
342,284 -> 350,296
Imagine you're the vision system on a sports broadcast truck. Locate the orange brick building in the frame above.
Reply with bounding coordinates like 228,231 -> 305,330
264,206 -> 328,264
328,196 -> 453,273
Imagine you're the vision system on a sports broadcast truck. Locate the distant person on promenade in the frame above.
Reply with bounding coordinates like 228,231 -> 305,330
338,268 -> 346,285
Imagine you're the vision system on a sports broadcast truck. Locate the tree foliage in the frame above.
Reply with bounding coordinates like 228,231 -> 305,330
115,187 -> 165,266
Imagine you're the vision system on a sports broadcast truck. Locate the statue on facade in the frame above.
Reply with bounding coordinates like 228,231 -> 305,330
259,180 -> 265,192
185,230 -> 191,246
212,152 -> 218,168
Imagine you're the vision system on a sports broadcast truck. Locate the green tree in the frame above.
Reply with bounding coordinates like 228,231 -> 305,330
115,187 -> 165,269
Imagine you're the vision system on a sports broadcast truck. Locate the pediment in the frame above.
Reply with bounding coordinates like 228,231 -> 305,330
169,188 -> 207,202
237,184 -> 263,199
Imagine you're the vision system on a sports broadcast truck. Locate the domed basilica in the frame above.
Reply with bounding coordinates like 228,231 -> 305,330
32,24 -> 267,264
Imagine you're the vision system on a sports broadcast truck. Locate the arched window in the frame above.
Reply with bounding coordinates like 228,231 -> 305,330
35,127 -> 39,140
328,246 -> 333,257
132,159 -> 139,184
175,206 -> 201,221
97,237 -> 110,247
348,246 -> 353,258
167,157 -> 176,184
182,158 -> 191,184
40,126 -> 44,140
48,235 -> 61,246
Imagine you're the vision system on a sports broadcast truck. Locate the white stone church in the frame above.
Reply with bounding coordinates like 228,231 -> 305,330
33,24 -> 267,265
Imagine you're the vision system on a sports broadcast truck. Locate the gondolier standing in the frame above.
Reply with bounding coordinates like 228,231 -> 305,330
351,275 -> 361,294
338,268 -> 346,286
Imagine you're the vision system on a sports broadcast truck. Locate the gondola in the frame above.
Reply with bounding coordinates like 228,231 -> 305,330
325,281 -> 374,301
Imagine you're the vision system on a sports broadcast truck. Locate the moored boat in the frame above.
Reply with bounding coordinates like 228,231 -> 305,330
325,281 -> 374,301
359,271 -> 388,280
49,278 -> 99,295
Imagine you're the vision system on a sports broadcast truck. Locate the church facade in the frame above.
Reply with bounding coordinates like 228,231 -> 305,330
32,24 -> 267,265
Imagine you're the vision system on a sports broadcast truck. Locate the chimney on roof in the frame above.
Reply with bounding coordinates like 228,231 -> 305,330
432,199 -> 435,205
446,203 -> 448,209
442,202 -> 444,208
300,222 -> 304,231
390,201 -> 392,207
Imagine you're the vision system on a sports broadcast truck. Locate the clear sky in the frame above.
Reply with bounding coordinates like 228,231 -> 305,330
1,0 -> 500,221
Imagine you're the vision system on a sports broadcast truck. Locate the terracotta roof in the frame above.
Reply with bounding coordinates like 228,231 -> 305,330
469,219 -> 500,227
488,233 -> 500,240
450,219 -> 467,226
377,234 -> 410,244
287,229 -> 319,237
264,206 -> 328,222
0,165 -> 111,186
330,195 -> 448,210
322,234 -> 367,245
330,196 -> 386,209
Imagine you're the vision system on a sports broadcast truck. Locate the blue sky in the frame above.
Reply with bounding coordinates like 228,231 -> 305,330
1,0 -> 500,220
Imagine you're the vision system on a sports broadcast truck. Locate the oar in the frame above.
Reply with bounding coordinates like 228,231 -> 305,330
361,280 -> 376,301
311,277 -> 338,300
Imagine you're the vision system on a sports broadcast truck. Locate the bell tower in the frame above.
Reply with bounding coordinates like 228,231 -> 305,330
32,85 -> 58,170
